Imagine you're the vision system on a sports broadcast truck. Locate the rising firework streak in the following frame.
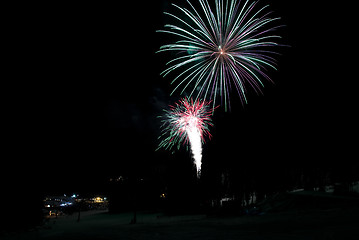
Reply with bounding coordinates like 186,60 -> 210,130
157,98 -> 215,176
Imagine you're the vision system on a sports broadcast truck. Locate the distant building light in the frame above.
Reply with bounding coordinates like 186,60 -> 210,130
59,202 -> 73,207
110,176 -> 124,182
92,196 -> 105,203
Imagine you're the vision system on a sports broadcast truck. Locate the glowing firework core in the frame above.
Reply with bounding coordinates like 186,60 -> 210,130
217,45 -> 226,56
218,45 -> 223,54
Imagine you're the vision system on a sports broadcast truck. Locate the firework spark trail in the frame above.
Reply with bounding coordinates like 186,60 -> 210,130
183,114 -> 203,175
157,0 -> 283,111
157,98 -> 214,176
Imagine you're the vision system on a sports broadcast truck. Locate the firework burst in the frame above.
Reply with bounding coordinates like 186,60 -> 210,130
157,98 -> 215,175
157,0 -> 282,111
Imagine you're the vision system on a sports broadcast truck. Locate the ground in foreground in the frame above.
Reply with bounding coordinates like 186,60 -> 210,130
2,204 -> 359,240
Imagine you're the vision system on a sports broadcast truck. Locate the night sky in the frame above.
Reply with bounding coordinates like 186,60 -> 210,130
8,1 -> 356,195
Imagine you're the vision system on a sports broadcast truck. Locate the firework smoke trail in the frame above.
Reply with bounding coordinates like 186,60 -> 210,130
157,0 -> 283,111
157,98 -> 214,176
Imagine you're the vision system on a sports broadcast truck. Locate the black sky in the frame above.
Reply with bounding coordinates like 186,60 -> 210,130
8,1 -> 357,194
